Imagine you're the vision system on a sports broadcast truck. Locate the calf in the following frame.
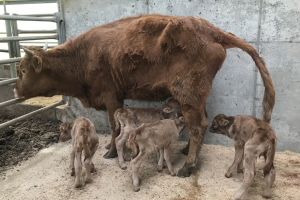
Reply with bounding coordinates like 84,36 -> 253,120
59,117 -> 99,188
114,98 -> 181,169
209,114 -> 277,200
127,117 -> 185,192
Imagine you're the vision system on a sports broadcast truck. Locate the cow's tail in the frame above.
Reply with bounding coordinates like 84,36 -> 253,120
263,137 -> 277,176
127,131 -> 138,159
220,31 -> 275,123
81,119 -> 91,161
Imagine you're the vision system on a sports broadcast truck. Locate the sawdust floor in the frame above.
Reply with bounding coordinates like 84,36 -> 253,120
0,134 -> 299,200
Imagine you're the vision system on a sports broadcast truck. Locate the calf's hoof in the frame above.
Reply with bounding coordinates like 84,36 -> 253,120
133,186 -> 140,192
262,189 -> 272,198
157,166 -> 163,173
85,178 -> 92,184
120,164 -> 127,170
71,168 -> 75,176
237,168 -> 243,173
74,182 -> 81,188
103,148 -> 118,159
90,163 -> 95,173
181,145 -> 189,155
170,171 -> 176,176
105,143 -> 111,150
225,172 -> 232,178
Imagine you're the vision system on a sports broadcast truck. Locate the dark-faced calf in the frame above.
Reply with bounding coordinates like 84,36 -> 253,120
59,117 -> 99,188
127,117 -> 185,192
114,98 -> 181,169
209,114 -> 277,200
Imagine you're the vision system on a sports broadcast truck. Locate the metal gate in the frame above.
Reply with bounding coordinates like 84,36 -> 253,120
0,0 -> 66,129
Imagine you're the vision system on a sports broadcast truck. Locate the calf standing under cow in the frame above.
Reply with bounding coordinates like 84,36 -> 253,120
114,98 -> 181,169
127,117 -> 186,192
209,114 -> 277,200
59,117 -> 99,188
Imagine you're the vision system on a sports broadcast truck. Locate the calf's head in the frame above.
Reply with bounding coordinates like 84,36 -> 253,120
209,114 -> 231,136
14,45 -> 53,98
59,122 -> 73,142
162,98 -> 182,118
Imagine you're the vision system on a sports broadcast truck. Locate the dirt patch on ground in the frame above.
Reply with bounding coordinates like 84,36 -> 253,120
0,119 -> 299,200
0,115 -> 61,171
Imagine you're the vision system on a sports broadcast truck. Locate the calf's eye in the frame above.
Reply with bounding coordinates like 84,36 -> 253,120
22,70 -> 26,74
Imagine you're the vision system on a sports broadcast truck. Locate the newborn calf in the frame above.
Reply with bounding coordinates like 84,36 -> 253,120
114,98 -> 181,169
209,114 -> 277,200
127,117 -> 185,192
59,117 -> 99,188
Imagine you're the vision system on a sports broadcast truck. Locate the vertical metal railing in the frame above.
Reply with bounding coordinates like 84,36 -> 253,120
0,0 -> 66,130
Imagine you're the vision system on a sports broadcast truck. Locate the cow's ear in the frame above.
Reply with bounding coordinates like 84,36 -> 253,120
221,119 -> 229,126
163,107 -> 173,113
33,56 -> 42,73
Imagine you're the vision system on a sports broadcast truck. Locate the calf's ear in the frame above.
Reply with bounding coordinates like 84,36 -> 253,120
163,106 -> 173,113
221,119 -> 229,126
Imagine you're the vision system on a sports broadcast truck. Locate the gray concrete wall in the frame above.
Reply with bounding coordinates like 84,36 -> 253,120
60,0 -> 300,152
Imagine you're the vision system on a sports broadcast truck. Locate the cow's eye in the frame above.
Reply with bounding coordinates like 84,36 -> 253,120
21,69 -> 26,74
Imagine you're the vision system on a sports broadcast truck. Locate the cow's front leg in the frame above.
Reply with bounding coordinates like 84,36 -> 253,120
177,104 -> 207,177
103,100 -> 123,159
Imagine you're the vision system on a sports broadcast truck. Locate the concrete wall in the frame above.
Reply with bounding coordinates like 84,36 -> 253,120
60,0 -> 300,152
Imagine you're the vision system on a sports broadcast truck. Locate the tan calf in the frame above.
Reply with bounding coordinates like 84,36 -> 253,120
114,98 -> 181,169
127,117 -> 185,192
209,114 -> 277,200
59,117 -> 99,188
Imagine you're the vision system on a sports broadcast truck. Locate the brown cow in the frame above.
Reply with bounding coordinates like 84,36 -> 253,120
209,114 -> 277,200
115,97 -> 181,169
59,117 -> 99,188
128,117 -> 186,192
13,14 -> 275,177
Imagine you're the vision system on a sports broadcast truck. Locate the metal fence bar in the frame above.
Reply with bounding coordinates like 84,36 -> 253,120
14,13 -> 56,17
18,29 -> 57,34
0,100 -> 64,130
0,57 -> 22,64
0,35 -> 58,42
0,15 -> 56,22
0,78 -> 17,86
0,49 -> 9,52
0,98 -> 28,108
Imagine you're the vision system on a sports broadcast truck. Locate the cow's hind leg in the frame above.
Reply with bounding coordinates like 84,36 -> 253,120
177,104 -> 207,177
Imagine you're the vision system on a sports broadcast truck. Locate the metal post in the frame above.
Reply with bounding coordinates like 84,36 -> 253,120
11,17 -> 21,57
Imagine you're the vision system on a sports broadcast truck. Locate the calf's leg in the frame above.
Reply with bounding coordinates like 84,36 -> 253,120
226,141 -> 244,178
116,126 -> 133,169
70,149 -> 75,176
74,151 -> 82,188
157,147 -> 164,172
84,157 -> 92,183
164,145 -> 175,176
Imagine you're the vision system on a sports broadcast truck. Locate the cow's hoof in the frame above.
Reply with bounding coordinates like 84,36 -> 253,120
181,145 -> 189,155
225,172 -> 232,178
103,148 -> 118,159
177,165 -> 192,178
105,143 -> 111,150
133,186 -> 140,192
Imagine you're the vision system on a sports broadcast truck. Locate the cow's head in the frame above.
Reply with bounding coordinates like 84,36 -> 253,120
14,44 -> 52,98
209,114 -> 230,136
59,122 -> 73,142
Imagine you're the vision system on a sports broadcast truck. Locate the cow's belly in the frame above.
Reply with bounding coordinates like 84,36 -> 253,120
125,83 -> 171,101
